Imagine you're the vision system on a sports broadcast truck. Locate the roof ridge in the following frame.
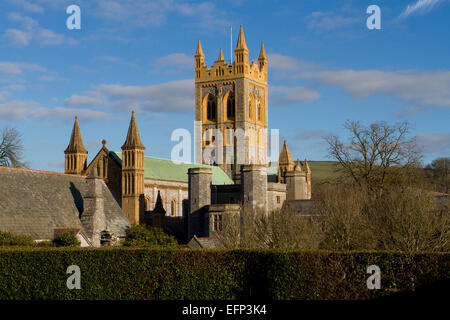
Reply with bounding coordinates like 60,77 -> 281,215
0,166 -> 85,178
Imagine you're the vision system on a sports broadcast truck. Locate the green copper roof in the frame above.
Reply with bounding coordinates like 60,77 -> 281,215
110,152 -> 233,185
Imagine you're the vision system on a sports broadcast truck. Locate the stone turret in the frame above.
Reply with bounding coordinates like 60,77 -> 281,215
121,110 -> 145,225
65,116 -> 88,175
285,159 -> 308,201
188,167 -> 212,239
241,164 -> 268,212
81,170 -> 106,247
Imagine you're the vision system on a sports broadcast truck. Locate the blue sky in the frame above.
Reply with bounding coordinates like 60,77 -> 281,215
0,0 -> 449,171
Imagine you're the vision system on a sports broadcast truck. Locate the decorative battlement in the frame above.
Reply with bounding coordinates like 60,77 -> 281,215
195,25 -> 267,84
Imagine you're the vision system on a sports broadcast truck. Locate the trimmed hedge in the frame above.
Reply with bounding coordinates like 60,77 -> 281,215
0,248 -> 448,300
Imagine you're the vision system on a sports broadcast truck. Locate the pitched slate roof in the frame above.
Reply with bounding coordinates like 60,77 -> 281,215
0,166 -> 130,240
110,152 -> 234,185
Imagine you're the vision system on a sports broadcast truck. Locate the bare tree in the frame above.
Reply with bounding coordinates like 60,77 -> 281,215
325,121 -> 421,196
0,127 -> 27,168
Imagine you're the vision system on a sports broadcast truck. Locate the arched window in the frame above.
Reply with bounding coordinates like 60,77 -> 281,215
257,105 -> 261,121
207,94 -> 216,121
226,92 -> 235,120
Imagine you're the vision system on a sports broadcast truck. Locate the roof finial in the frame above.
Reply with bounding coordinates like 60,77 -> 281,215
218,48 -> 225,61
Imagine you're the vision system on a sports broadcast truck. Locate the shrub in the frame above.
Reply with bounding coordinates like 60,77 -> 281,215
123,225 -> 178,247
0,231 -> 34,246
53,231 -> 81,247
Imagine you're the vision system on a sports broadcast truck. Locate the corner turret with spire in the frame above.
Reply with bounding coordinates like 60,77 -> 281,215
65,116 -> 88,175
121,110 -> 146,224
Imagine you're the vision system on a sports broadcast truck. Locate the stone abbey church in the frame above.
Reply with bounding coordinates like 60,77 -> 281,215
0,26 -> 311,247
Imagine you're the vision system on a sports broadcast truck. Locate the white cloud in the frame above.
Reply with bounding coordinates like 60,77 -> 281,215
269,53 -> 450,111
0,100 -> 111,121
415,133 -> 450,153
400,0 -> 443,18
307,11 -> 361,31
65,80 -> 194,114
9,0 -> 44,13
92,0 -> 227,28
96,79 -> 194,113
303,70 -> 450,108
3,13 -> 77,47
270,86 -> 320,106
65,94 -> 104,107
154,53 -> 192,69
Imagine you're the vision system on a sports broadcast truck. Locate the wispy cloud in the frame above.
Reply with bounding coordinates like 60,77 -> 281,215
2,12 -> 77,47
65,80 -> 194,114
399,0 -> 443,18
8,0 -> 44,13
415,133 -> 450,153
269,53 -> 450,113
0,100 -> 111,121
306,11 -> 362,32
270,86 -> 320,106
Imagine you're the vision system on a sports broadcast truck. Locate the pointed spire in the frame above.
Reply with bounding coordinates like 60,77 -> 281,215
195,38 -> 204,56
235,25 -> 248,50
153,190 -> 166,214
218,48 -> 225,61
65,116 -> 87,153
278,140 -> 294,166
303,158 -> 310,172
122,110 -> 145,149
294,159 -> 302,172
258,42 -> 267,60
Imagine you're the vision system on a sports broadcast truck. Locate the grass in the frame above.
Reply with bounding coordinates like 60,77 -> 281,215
308,161 -> 340,184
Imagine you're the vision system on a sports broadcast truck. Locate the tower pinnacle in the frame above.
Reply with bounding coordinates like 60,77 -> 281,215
235,25 -> 248,50
195,38 -> 204,56
218,48 -> 225,61
65,116 -> 87,154
122,110 -> 145,150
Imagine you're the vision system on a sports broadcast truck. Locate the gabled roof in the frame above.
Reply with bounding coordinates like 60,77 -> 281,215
0,166 -> 130,240
110,152 -> 234,185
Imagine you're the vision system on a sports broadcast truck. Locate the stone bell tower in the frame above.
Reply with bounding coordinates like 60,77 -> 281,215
121,111 -> 145,225
194,25 -> 269,181
64,116 -> 87,175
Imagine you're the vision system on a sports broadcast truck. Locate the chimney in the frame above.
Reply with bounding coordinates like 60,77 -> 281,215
81,170 -> 106,247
